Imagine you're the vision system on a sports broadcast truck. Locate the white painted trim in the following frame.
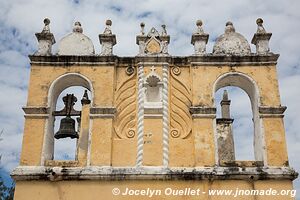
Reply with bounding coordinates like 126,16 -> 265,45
136,64 -> 145,167
162,64 -> 169,167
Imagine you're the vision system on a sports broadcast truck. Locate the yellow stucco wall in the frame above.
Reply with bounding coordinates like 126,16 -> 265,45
26,65 -> 115,107
19,63 -> 290,166
15,60 -> 295,200
14,180 -> 295,200
191,65 -> 281,106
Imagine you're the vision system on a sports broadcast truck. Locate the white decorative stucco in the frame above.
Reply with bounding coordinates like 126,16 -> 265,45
144,66 -> 163,109
57,22 -> 95,55
136,25 -> 170,56
162,64 -> 169,167
136,64 -> 145,167
213,22 -> 251,56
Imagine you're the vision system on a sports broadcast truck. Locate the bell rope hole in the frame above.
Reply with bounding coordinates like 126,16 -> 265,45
53,86 -> 91,160
215,86 -> 255,161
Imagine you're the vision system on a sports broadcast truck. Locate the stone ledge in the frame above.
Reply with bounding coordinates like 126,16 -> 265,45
90,107 -> 116,115
189,53 -> 279,64
259,106 -> 287,114
190,107 -> 216,114
220,161 -> 264,167
190,106 -> 216,119
45,160 -> 79,167
22,106 -> 49,114
251,33 -> 272,45
29,54 -> 279,66
90,107 -> 116,119
11,166 -> 298,181
216,118 -> 234,124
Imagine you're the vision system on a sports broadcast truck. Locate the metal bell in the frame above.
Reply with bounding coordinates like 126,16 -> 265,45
54,116 -> 79,139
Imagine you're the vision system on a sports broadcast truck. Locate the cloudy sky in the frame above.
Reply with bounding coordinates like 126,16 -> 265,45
0,0 -> 299,197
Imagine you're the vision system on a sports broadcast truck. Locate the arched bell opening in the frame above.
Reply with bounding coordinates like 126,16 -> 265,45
215,86 -> 255,161
42,73 -> 93,164
53,87 -> 91,160
213,72 -> 264,166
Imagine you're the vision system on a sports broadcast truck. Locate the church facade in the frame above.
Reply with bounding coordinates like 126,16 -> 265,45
11,18 -> 297,199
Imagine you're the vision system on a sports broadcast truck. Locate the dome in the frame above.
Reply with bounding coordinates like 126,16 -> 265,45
213,22 -> 251,56
58,22 -> 95,56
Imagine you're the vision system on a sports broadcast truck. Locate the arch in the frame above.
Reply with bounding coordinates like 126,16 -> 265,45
212,72 -> 264,162
47,73 -> 94,109
213,72 -> 260,110
41,73 -> 94,164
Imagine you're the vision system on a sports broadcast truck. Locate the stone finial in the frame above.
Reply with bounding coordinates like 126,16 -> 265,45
256,18 -> 266,33
223,90 -> 229,100
251,18 -> 272,55
81,90 -> 91,105
73,21 -> 83,33
140,22 -> 145,35
195,20 -> 204,34
99,19 -> 116,56
191,20 -> 209,55
103,19 -> 112,34
220,90 -> 231,119
34,18 -> 56,56
225,21 -> 235,34
161,24 -> 167,36
42,18 -> 50,33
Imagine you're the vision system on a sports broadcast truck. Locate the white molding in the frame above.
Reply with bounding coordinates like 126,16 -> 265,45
11,166 -> 297,181
136,64 -> 145,167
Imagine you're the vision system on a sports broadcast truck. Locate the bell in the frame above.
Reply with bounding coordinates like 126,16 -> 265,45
54,116 -> 79,139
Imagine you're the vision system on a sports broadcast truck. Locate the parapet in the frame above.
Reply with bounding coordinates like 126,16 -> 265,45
33,18 -> 274,57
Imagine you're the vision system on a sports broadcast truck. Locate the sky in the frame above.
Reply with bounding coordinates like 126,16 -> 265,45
0,0 -> 299,198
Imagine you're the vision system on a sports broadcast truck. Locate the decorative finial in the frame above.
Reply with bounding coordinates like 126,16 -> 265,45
140,22 -> 145,35
106,19 -> 112,26
220,90 -> 231,119
256,18 -> 266,33
34,18 -> 55,55
81,90 -> 91,105
251,18 -> 272,54
223,90 -> 229,101
225,21 -> 235,33
42,18 -> 50,33
161,24 -> 167,36
191,19 -> 209,55
103,19 -> 112,34
195,19 -> 204,34
99,19 -> 116,56
73,21 -> 83,33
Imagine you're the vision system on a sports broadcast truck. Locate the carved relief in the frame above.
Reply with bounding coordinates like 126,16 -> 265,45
170,66 -> 192,139
114,66 -> 137,139
145,37 -> 161,54
144,66 -> 163,108
136,25 -> 170,55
